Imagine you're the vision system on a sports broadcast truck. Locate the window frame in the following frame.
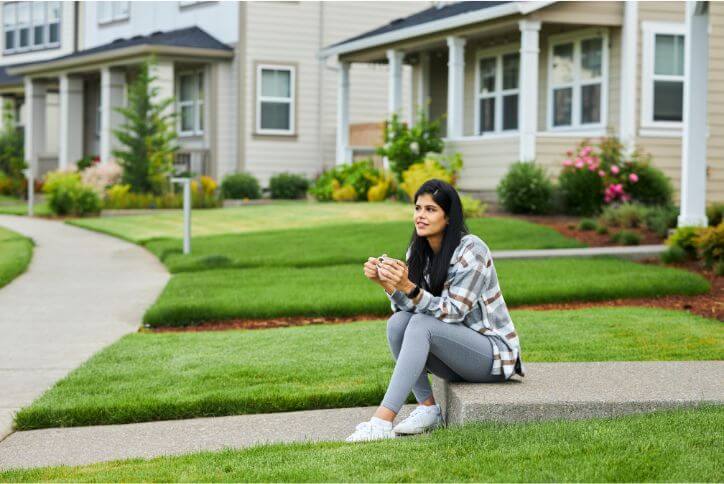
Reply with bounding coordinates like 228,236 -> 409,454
473,43 -> 520,137
176,68 -> 205,137
546,27 -> 609,132
255,63 -> 296,136
97,1 -> 129,25
2,1 -> 61,54
640,21 -> 685,130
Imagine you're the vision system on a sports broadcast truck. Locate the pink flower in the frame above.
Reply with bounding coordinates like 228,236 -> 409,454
562,159 -> 573,167
629,173 -> 639,183
579,146 -> 593,157
598,170 -> 606,177
610,165 -> 620,175
574,159 -> 585,169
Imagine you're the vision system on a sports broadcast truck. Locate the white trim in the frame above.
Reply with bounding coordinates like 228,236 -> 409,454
474,43 -> 520,137
640,21 -> 685,129
537,129 -> 606,138
318,1 -> 557,59
176,68 -> 205,137
255,63 -> 296,135
619,0 -> 637,154
97,1 -> 130,25
638,128 -> 682,138
444,132 -> 519,143
546,27 -> 609,132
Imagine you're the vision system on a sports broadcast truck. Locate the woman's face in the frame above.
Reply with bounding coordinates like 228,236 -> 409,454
414,193 -> 448,237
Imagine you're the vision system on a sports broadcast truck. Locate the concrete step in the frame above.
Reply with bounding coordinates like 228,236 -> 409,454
430,361 -> 724,427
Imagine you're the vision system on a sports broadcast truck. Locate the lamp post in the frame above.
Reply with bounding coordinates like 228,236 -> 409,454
22,167 -> 34,217
171,177 -> 191,254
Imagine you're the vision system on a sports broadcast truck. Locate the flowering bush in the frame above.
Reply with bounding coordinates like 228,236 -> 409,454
398,154 -> 463,202
80,160 -> 123,195
376,108 -> 444,181
104,180 -> 221,209
43,170 -> 101,216
309,159 -> 395,202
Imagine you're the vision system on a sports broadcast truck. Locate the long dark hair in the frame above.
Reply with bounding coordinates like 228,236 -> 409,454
406,179 -> 470,296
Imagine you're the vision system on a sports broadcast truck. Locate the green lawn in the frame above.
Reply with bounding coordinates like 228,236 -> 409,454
144,218 -> 585,273
0,226 -> 33,288
14,307 -> 723,430
0,200 -> 51,216
4,405 -> 721,482
143,257 -> 710,327
67,200 -> 417,242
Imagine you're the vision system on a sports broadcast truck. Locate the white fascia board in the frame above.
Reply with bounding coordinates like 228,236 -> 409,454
318,1 -> 557,60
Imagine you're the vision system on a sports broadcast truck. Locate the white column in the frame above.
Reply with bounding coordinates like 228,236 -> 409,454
149,59 -> 175,117
336,61 -> 351,165
59,74 -> 84,170
23,77 -> 46,177
446,36 -> 466,139
678,1 -> 709,227
518,20 -> 541,162
100,66 -> 126,164
387,49 -> 404,116
619,1 -> 638,156
415,51 -> 430,121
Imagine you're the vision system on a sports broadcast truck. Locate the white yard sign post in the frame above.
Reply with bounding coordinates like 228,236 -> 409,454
171,177 -> 192,254
22,168 -> 34,217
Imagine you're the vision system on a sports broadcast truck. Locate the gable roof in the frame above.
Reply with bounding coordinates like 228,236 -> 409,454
7,26 -> 232,76
320,0 -> 556,59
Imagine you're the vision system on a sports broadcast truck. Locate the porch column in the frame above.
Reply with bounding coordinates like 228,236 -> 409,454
619,1 -> 638,155
415,51 -> 430,121
23,77 -> 46,177
678,1 -> 709,227
59,73 -> 84,170
100,66 -> 126,164
446,36 -> 465,139
518,20 -> 541,162
148,59 -> 175,117
387,49 -> 404,116
336,61 -> 351,165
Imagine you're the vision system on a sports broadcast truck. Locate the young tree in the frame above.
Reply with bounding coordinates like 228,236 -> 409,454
112,55 -> 179,194
0,99 -> 25,178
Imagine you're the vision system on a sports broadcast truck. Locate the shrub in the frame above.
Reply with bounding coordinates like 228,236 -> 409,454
623,162 -> 674,207
81,160 -> 123,195
665,226 -> 706,260
367,171 -> 395,202
460,194 -> 487,219
706,202 -> 724,227
558,165 -> 605,216
269,172 -> 309,199
496,161 -> 553,214
610,230 -> 640,246
191,176 -> 222,208
309,160 -> 393,202
376,108 -> 444,181
43,170 -> 101,216
577,218 -> 597,231
693,223 -> 724,269
104,182 -> 221,209
715,260 -> 724,276
598,202 -> 648,228
331,181 -> 357,201
399,158 -> 451,202
0,100 -> 25,196
221,172 -> 261,199
595,225 -> 608,235
76,155 -> 99,172
660,245 -> 686,264
644,204 -> 679,238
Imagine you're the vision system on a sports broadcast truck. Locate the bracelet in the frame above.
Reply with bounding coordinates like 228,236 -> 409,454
405,285 -> 420,299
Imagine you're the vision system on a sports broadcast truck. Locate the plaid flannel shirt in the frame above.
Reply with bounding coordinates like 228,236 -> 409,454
386,234 -> 525,380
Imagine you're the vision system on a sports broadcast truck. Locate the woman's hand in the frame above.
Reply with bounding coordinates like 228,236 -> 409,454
377,258 -> 416,294
364,255 -> 395,293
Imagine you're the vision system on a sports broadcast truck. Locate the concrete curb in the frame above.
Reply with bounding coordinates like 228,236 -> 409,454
493,244 -> 667,261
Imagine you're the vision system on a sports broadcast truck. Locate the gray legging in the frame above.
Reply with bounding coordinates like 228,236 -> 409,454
382,310 -> 506,414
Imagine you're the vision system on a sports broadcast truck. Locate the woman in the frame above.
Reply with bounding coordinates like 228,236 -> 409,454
345,179 -> 526,443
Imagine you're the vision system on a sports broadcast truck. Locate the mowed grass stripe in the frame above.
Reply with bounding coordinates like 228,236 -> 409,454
0,226 -> 33,288
142,257 -> 710,327
144,218 -> 586,273
15,307 -> 723,429
3,405 -> 721,482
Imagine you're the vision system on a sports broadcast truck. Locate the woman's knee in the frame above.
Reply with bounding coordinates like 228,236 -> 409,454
387,311 -> 413,339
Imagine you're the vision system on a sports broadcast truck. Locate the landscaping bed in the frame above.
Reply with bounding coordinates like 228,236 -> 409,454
3,405 -> 721,482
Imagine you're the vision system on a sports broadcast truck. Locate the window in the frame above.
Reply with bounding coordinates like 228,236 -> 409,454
256,64 -> 295,135
641,22 -> 685,129
176,69 -> 205,136
3,1 -> 60,53
97,1 -> 129,24
474,46 -> 519,135
547,29 -> 608,130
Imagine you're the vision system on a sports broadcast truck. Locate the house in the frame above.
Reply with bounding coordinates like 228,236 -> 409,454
0,1 -> 429,187
322,0 -> 722,226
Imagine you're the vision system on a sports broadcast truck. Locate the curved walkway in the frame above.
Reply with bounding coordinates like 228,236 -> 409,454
0,215 -> 169,441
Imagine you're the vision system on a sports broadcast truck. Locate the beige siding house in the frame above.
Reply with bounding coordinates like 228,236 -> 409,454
323,0 -> 722,226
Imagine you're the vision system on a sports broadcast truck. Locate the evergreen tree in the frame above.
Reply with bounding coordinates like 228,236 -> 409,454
112,56 -> 179,194
0,99 -> 25,179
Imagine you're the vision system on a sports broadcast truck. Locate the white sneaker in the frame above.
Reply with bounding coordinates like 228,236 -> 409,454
345,417 -> 397,443
393,404 -> 443,435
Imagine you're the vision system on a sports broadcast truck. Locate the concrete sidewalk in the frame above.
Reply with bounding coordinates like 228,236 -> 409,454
0,215 -> 170,441
493,244 -> 667,261
0,360 -> 720,471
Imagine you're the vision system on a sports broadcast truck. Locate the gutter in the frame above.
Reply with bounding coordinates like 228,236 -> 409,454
318,0 -> 556,59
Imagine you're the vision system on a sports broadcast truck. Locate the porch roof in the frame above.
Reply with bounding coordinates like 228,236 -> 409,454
319,0 -> 556,59
7,26 -> 233,77
0,61 -> 32,86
